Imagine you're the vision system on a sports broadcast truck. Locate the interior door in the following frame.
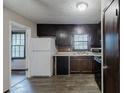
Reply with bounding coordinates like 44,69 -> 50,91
103,0 -> 120,93
103,0 -> 114,11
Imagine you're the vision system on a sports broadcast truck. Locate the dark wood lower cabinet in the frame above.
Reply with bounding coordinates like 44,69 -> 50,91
70,59 -> 80,73
70,56 -> 95,74
54,56 -> 95,75
95,61 -> 101,90
56,56 -> 69,75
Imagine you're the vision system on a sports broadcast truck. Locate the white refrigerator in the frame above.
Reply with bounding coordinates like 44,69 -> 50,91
30,38 -> 56,77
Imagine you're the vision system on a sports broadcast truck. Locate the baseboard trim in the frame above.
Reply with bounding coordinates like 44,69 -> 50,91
4,89 -> 9,93
70,72 -> 95,74
11,68 -> 28,71
31,76 -> 52,78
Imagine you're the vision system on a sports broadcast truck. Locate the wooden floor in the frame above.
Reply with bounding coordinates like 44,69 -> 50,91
10,74 -> 101,93
11,71 -> 26,87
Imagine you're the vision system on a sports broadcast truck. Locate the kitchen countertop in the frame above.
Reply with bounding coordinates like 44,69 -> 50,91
54,52 -> 101,57
94,56 -> 102,63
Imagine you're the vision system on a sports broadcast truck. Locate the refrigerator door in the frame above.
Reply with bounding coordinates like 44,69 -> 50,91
31,51 -> 53,76
31,38 -> 52,51
30,38 -> 56,76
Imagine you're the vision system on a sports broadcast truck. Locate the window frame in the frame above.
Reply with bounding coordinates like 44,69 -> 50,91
11,32 -> 26,59
73,34 -> 89,51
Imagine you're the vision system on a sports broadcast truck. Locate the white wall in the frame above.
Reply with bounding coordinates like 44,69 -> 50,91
3,7 -> 37,92
11,59 -> 26,70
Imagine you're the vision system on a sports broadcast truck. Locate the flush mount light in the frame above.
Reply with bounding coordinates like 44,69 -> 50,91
76,2 -> 88,11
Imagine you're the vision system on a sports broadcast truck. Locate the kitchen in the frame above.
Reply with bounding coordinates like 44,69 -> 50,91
30,23 -> 102,91
3,0 -> 120,93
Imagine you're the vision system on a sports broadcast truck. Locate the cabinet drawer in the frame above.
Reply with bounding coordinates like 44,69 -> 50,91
70,56 -> 94,74
70,56 -> 93,60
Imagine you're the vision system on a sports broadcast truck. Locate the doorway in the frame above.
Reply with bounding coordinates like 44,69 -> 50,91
11,31 -> 26,87
9,21 -> 31,88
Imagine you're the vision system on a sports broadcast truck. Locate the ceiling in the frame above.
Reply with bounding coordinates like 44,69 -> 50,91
3,0 -> 101,24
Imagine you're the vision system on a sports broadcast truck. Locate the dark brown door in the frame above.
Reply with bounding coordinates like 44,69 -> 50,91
103,0 -> 120,93
103,0 -> 114,10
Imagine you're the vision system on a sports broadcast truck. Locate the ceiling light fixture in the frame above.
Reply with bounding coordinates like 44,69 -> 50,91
76,2 -> 88,11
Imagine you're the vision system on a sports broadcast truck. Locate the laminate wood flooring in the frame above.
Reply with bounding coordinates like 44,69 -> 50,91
11,71 -> 26,87
9,74 -> 101,93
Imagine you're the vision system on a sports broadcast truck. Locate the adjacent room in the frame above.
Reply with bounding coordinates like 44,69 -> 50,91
10,23 -> 27,87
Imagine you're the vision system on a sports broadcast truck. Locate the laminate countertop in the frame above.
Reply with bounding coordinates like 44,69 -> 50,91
54,52 -> 101,57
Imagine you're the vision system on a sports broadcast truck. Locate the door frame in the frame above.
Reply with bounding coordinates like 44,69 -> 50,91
101,10 -> 104,93
9,21 -> 31,89
101,3 -> 106,92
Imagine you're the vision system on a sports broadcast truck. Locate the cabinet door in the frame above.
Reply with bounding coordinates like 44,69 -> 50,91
95,61 -> 101,90
56,56 -> 69,75
31,52 -> 51,76
56,31 -> 71,47
70,56 -> 94,74
80,59 -> 93,73
70,59 -> 81,73
37,24 -> 57,36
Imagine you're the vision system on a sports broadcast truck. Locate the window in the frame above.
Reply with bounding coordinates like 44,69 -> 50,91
11,32 -> 26,59
74,34 -> 88,50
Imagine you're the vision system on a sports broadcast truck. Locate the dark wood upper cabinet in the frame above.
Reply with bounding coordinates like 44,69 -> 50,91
37,24 -> 57,36
103,0 -> 120,93
37,24 -> 101,51
56,30 -> 72,47
91,23 -> 101,47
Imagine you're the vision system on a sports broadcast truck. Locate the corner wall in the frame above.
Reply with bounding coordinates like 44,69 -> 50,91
3,7 -> 37,92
